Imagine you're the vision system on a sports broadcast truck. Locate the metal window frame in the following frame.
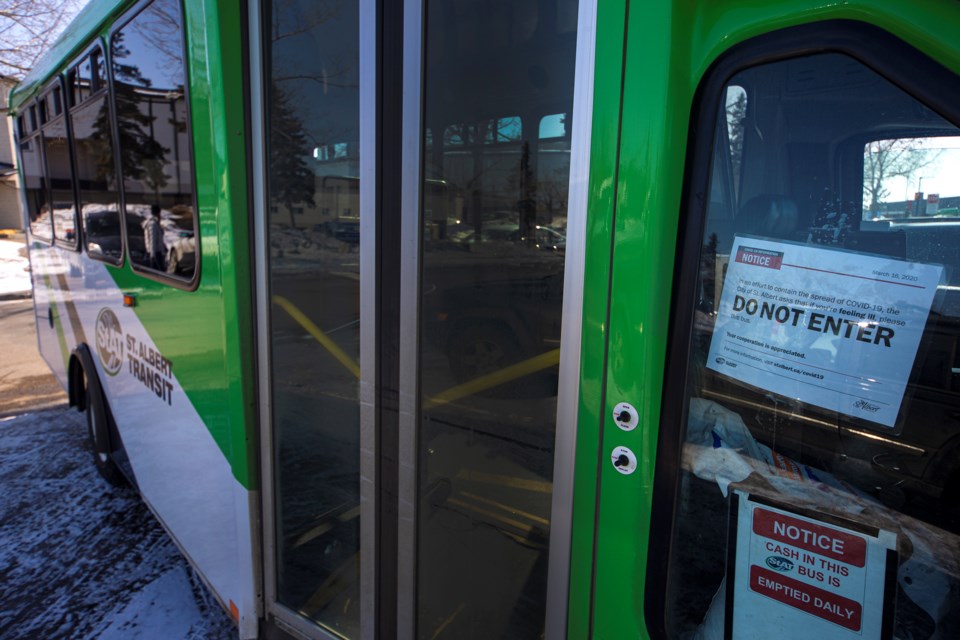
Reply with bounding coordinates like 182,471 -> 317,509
544,0 -> 597,637
358,0 -> 378,637
396,0 -> 423,636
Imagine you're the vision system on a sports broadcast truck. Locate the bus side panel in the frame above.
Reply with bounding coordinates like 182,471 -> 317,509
28,241 -> 76,391
74,253 -> 255,638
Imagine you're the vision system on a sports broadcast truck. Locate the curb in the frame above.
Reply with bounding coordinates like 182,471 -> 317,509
0,400 -> 70,421
0,291 -> 32,301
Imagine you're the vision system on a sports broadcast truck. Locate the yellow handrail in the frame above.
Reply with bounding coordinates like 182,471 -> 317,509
272,295 -> 361,379
272,296 -> 560,405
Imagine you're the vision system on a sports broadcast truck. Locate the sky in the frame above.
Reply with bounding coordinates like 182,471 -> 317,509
0,0 -> 88,79
874,136 -> 960,203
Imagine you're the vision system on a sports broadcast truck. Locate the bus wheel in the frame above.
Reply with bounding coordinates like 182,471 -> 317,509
83,369 -> 125,486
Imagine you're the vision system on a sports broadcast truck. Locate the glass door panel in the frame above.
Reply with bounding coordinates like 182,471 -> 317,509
265,0 -> 361,636
416,0 -> 579,637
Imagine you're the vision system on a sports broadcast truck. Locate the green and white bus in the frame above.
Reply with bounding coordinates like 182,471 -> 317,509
10,0 -> 960,638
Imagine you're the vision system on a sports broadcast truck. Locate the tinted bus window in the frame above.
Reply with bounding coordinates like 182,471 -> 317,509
72,88 -> 121,263
21,133 -> 51,240
111,0 -> 196,279
40,82 -> 78,249
75,57 -> 92,105
43,114 -> 78,247
663,52 -> 960,638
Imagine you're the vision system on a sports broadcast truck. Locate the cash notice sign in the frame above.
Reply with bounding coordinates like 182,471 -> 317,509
707,236 -> 943,427
725,493 -> 897,639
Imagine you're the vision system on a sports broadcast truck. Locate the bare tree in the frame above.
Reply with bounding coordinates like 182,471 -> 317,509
864,138 -> 943,214
0,1 -> 85,79
726,90 -> 747,193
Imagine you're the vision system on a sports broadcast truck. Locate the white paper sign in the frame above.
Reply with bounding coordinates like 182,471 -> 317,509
729,493 -> 896,638
707,236 -> 942,427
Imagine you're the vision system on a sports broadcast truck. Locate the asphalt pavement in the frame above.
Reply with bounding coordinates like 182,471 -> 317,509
0,299 -> 67,414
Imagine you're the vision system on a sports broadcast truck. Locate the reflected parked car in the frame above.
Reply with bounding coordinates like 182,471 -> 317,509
450,223 -> 565,251
82,207 -> 141,262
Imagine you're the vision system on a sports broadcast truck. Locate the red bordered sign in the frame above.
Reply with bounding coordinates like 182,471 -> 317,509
725,492 -> 897,639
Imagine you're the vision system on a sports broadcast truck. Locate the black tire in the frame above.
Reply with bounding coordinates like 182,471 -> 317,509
82,369 -> 126,486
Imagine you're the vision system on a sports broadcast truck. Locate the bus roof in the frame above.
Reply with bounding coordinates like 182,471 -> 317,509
8,0 -> 129,114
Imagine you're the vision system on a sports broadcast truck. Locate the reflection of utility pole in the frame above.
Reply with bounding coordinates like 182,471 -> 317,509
916,177 -> 928,216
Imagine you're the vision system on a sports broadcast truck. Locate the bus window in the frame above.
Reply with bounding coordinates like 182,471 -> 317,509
21,131 -> 51,241
42,83 -> 78,249
66,68 -> 78,109
864,137 -> 960,222
660,50 -> 960,638
111,0 -> 197,280
38,93 -> 48,125
538,113 -> 566,139
537,113 -> 571,230
51,86 -> 63,117
91,49 -> 106,93
72,47 -> 121,264
76,56 -> 92,105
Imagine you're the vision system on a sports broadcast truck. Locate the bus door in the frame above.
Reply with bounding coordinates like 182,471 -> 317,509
255,0 -> 584,638
583,6 -> 960,639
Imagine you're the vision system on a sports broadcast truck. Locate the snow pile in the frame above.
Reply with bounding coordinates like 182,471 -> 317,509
0,237 -> 31,298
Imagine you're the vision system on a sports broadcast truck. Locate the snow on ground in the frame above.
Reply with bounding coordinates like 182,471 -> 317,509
0,406 -> 236,640
0,237 -> 31,299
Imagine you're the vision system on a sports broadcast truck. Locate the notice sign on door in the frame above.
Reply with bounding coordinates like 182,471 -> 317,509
726,493 -> 897,639
707,236 -> 943,427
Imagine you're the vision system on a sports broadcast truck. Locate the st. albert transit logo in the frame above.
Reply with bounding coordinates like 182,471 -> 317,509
96,308 -> 124,376
765,555 -> 794,572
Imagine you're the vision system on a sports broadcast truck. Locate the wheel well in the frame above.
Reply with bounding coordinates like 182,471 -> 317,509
943,468 -> 960,506
68,354 -> 86,411
68,344 -> 100,413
